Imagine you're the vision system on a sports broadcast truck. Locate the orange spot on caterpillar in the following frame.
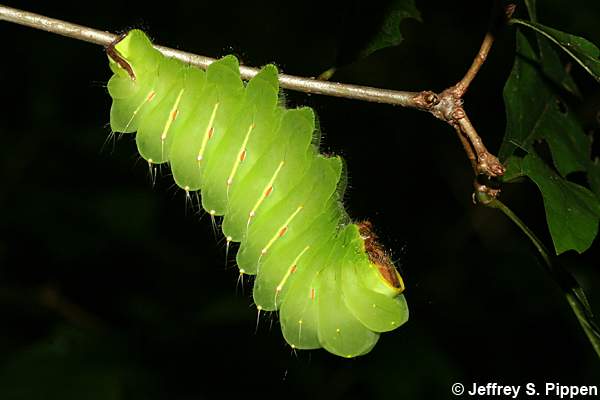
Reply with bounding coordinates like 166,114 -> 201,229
147,92 -> 156,102
171,109 -> 178,120
208,127 -> 214,139
291,265 -> 297,273
310,288 -> 315,300
265,186 -> 273,197
278,227 -> 287,237
240,150 -> 246,162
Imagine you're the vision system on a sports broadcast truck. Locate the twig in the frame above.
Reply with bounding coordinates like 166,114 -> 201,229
453,125 -> 478,174
454,30 -> 495,98
0,4 -> 421,108
422,2 -> 514,187
456,113 -> 504,177
453,2 -> 515,97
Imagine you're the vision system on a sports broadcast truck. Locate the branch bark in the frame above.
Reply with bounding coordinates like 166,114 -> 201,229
0,4 -> 421,108
453,2 -> 515,98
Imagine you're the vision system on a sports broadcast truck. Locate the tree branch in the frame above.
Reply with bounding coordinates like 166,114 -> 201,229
0,4 -> 421,108
456,113 -> 504,177
452,125 -> 478,174
454,30 -> 495,98
453,2 -> 515,97
421,2 -> 515,190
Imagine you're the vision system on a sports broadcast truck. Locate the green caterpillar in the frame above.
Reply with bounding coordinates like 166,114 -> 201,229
106,30 -> 408,357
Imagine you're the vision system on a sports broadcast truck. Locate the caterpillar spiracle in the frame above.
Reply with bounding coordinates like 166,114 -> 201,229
106,30 -> 408,358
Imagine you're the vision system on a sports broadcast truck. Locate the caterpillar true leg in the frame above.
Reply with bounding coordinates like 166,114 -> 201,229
105,33 -> 135,80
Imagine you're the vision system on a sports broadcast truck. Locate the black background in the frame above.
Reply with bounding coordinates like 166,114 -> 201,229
0,0 -> 599,398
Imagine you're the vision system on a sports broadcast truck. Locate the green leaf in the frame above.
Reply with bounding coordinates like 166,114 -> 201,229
522,153 -> 600,254
500,31 -> 590,177
524,0 -> 536,20
502,155 -> 525,182
523,0 -> 580,97
332,0 -> 421,69
511,18 -> 600,82
538,35 -> 582,97
357,0 -> 420,59
501,31 -> 599,255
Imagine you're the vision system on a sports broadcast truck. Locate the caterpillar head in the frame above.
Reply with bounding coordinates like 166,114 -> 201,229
357,220 -> 405,296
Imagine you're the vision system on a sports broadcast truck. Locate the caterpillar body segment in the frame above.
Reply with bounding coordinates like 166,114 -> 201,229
106,29 -> 408,357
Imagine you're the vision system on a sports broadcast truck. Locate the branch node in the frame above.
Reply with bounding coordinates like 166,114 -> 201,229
412,90 -> 440,110
451,108 -> 466,121
473,180 -> 501,204
477,152 -> 506,177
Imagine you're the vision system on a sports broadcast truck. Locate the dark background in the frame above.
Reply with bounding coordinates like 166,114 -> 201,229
0,0 -> 599,398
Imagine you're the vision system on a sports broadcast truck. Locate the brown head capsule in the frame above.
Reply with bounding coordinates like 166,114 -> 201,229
357,220 -> 404,291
